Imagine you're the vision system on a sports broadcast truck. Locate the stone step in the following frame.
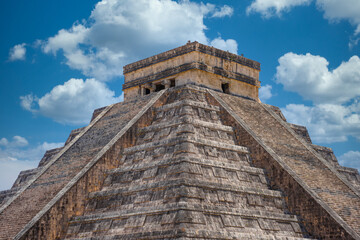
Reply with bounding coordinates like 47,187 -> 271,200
106,156 -> 267,181
121,135 -> 250,167
83,178 -> 284,214
92,177 -> 279,198
102,157 -> 269,190
124,135 -> 248,155
154,100 -> 222,124
85,186 -> 284,215
108,156 -> 264,175
65,232 -> 312,240
137,116 -> 235,145
142,115 -> 233,133
76,202 -> 298,222
157,99 -> 220,113
66,203 -> 306,239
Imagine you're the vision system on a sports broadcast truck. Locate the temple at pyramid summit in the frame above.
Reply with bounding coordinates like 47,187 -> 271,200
1,41 -> 360,239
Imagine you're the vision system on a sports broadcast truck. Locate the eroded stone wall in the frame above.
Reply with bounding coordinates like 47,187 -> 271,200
209,90 -> 359,239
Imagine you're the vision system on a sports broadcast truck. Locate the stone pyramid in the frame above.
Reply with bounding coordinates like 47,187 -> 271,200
0,42 -> 359,240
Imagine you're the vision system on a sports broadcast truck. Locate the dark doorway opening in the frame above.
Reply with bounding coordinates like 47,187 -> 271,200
145,88 -> 151,95
170,79 -> 176,87
221,83 -> 230,94
155,84 -> 165,92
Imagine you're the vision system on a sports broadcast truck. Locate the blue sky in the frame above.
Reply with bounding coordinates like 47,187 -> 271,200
0,0 -> 359,190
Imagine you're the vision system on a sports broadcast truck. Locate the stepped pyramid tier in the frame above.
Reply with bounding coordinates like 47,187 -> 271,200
0,42 -> 359,240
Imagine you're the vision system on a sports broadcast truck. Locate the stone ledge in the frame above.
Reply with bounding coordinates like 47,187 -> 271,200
123,41 -> 260,74
262,104 -> 287,122
65,230 -> 312,240
157,99 -> 220,112
38,147 -> 64,167
337,166 -> 360,174
141,115 -> 233,133
123,135 -> 249,154
89,178 -> 282,199
70,202 -> 297,223
107,156 -> 265,176
178,230 -> 312,240
288,123 -> 312,144
123,62 -> 260,90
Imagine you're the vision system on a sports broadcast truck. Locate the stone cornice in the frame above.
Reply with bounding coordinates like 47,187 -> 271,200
123,41 -> 261,74
122,62 -> 260,90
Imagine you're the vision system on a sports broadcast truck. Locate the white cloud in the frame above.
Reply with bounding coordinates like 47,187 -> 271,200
0,138 -> 63,191
42,24 -> 89,55
259,84 -> 273,102
0,136 -> 28,148
276,53 -> 360,104
41,0 -> 237,81
316,0 -> 360,35
20,78 -> 123,125
210,37 -> 238,54
338,151 -> 360,171
0,138 -> 9,146
349,36 -> 360,49
11,136 -> 29,147
211,5 -> 234,18
276,52 -> 360,144
246,0 -> 311,18
246,0 -> 360,38
281,101 -> 360,143
8,43 -> 26,61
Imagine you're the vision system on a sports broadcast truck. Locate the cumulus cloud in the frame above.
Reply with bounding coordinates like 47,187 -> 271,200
276,52 -> 360,144
211,5 -> 234,18
210,37 -> 238,54
8,43 -> 26,61
276,53 -> 360,104
40,0 -> 237,80
338,151 -> 360,171
316,0 -> 360,35
247,0 -> 360,39
281,102 -> 360,143
20,78 -> 123,125
0,136 -> 28,148
246,0 -> 311,18
259,84 -> 273,102
0,137 -> 63,190
42,24 -> 89,55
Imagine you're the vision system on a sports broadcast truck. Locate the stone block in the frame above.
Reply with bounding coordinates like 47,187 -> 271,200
143,167 -> 158,179
217,190 -> 234,203
221,215 -> 244,228
125,215 -> 146,228
175,210 -> 206,224
258,219 -> 280,231
247,195 -> 264,206
204,146 -> 218,157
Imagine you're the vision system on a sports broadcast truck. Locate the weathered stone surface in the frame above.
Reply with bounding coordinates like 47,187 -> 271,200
1,43 -> 359,240
212,90 -> 360,239
0,91 -> 165,239
123,42 -> 261,101
59,85 -> 310,240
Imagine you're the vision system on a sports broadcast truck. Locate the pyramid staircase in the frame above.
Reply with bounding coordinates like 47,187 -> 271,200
64,87 -> 310,239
